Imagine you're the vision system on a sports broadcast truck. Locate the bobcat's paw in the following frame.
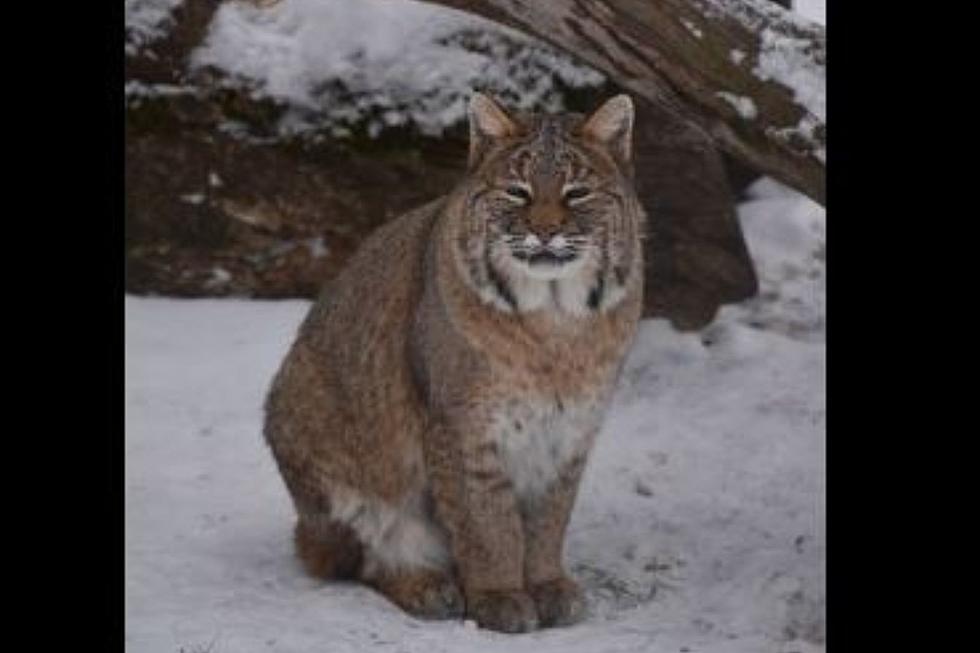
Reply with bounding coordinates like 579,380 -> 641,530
411,575 -> 465,620
466,589 -> 539,633
528,576 -> 585,627
372,569 -> 465,620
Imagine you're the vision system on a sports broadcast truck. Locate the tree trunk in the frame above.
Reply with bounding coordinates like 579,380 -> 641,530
419,0 -> 825,206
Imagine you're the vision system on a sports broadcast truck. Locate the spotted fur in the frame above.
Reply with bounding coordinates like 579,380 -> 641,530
264,94 -> 645,633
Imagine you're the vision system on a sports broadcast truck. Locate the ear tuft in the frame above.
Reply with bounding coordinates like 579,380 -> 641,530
582,94 -> 634,162
468,92 -> 517,168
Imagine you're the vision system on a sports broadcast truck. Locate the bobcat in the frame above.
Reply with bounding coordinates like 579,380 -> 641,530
264,93 -> 645,633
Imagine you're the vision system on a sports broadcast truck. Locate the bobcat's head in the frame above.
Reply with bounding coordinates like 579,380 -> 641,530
450,93 -> 644,315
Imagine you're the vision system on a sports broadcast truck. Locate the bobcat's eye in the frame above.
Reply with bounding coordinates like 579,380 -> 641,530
563,185 -> 592,204
503,184 -> 533,204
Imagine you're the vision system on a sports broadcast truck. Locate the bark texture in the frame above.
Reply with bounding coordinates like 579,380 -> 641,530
420,0 -> 825,205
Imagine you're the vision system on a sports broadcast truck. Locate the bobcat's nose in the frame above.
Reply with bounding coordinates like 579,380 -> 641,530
530,223 -> 562,241
527,199 -> 565,242
528,222 -> 561,243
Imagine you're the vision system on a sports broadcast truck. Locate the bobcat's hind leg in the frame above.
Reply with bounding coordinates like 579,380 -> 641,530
325,487 -> 463,620
294,516 -> 363,580
355,506 -> 463,620
363,564 -> 464,620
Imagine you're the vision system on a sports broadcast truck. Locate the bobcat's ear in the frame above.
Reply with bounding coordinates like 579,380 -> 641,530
468,92 -> 517,169
582,94 -> 634,164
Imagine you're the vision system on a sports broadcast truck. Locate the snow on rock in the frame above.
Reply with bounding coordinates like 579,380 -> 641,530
126,182 -> 825,652
707,0 -> 826,161
681,18 -> 704,39
754,26 -> 825,124
188,0 -> 605,137
125,80 -> 199,100
695,1 -> 825,123
125,0 -> 184,53
716,91 -> 758,120
698,0 -> 822,32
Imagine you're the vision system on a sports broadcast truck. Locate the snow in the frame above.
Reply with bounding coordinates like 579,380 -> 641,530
701,0 -> 825,33
754,28 -> 825,124
179,192 -> 206,205
187,0 -> 605,137
125,0 -> 183,53
724,177 -> 825,340
303,236 -> 329,259
716,91 -> 758,120
125,80 -> 196,99
126,180 -> 825,652
697,1 -> 827,161
681,18 -> 704,39
793,0 -> 826,26
206,266 -> 233,288
127,0 -> 824,156
693,1 -> 825,120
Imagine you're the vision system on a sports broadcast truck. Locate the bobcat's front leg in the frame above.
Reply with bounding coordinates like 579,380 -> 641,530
424,420 -> 539,633
521,440 -> 593,627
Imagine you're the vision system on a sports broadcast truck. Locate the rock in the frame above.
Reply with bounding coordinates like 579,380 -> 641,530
124,1 -> 758,330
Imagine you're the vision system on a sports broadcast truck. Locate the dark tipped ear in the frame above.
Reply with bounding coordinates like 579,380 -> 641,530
468,92 -> 517,169
582,94 -> 634,163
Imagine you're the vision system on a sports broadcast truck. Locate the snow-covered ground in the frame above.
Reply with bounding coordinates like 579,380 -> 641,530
125,178 -> 825,653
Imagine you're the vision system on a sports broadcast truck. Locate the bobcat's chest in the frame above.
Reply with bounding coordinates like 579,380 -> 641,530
489,395 -> 604,504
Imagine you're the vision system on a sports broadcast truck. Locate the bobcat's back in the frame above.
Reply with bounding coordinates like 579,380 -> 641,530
264,198 -> 444,501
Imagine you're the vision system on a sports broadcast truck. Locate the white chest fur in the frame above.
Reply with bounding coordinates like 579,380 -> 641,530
490,396 -> 604,504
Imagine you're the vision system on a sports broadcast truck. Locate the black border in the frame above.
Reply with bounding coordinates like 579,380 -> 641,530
18,0 -> 125,648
